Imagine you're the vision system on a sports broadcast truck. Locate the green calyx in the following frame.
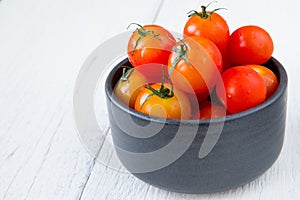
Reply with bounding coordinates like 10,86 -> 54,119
147,84 -> 174,99
169,39 -> 190,75
187,1 -> 226,19
140,66 -> 174,110
147,67 -> 174,99
127,23 -> 161,55
120,66 -> 134,82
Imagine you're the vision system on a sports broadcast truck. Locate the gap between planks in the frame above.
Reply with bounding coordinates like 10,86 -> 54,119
77,127 -> 111,200
77,0 -> 166,198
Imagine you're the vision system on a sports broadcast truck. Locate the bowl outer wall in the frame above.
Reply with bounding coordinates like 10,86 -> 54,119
105,57 -> 288,194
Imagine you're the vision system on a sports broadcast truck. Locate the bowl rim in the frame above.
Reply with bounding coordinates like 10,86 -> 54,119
105,57 -> 288,125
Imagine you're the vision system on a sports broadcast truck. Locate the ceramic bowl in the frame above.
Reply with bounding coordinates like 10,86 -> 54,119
105,57 -> 287,194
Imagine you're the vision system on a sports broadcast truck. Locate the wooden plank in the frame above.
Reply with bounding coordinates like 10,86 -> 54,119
0,0 -> 97,198
81,0 -> 300,199
0,0 -> 162,199
0,0 -> 299,199
145,0 -> 300,199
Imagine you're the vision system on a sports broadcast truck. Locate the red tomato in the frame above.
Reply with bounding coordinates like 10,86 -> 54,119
135,63 -> 169,84
227,25 -> 274,65
192,101 -> 227,120
134,83 -> 191,120
216,66 -> 267,114
247,65 -> 279,98
114,67 -> 147,108
183,3 -> 230,54
168,36 -> 222,99
127,24 -> 176,67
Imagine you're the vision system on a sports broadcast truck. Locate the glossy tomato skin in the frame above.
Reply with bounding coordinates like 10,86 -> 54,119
114,68 -> 146,108
127,25 -> 176,67
183,12 -> 230,54
134,83 -> 192,120
216,66 -> 267,114
227,25 -> 274,65
135,63 -> 169,84
247,64 -> 278,98
168,36 -> 222,98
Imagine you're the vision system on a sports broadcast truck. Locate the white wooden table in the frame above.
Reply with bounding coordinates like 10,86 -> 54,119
1,0 -> 299,199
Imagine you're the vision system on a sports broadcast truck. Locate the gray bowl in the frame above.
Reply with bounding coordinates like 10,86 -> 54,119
105,57 -> 288,194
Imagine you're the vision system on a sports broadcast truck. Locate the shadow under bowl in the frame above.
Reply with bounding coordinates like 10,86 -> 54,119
105,57 -> 288,194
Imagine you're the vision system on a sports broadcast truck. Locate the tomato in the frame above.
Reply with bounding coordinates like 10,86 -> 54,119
216,66 -> 267,114
168,36 -> 222,100
127,24 -> 176,67
114,67 -> 146,108
134,83 -> 191,120
135,63 -> 169,84
192,101 -> 227,120
247,65 -> 278,98
227,25 -> 274,65
183,2 -> 230,54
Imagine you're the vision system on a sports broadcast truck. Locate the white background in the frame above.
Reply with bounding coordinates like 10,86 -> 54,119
0,0 -> 299,199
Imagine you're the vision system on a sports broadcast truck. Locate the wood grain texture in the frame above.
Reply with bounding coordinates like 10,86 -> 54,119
0,0 -> 299,199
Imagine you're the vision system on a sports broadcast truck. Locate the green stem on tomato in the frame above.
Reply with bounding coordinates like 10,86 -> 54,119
140,66 -> 174,110
169,38 -> 190,75
187,1 -> 226,19
120,66 -> 134,82
127,23 -> 161,55
148,66 -> 174,99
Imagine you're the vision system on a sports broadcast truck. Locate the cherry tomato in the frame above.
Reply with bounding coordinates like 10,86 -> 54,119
127,24 -> 176,67
227,25 -> 274,65
135,63 -> 169,84
168,36 -> 222,99
192,101 -> 227,120
216,66 -> 267,114
183,2 -> 230,54
114,67 -> 146,108
134,83 -> 191,120
247,65 -> 278,98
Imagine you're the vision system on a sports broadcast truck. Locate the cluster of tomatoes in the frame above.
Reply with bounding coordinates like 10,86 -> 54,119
114,2 -> 278,120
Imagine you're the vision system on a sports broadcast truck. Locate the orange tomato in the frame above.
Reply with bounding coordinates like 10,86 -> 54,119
168,36 -> 222,98
183,3 -> 230,54
247,65 -> 278,98
134,83 -> 191,120
127,24 -> 176,67
114,67 -> 146,108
